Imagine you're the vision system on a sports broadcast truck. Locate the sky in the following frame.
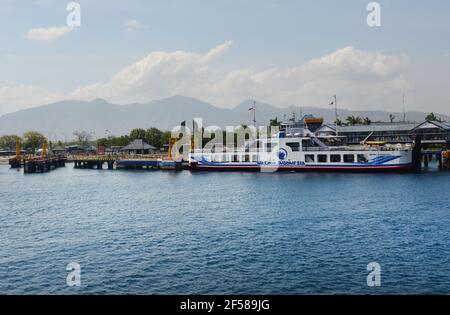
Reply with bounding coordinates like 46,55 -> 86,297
0,0 -> 450,116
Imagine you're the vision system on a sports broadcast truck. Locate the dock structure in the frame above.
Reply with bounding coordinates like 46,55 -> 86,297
9,157 -> 22,168
73,155 -> 117,170
72,154 -> 184,171
23,156 -> 67,174
9,140 -> 23,168
8,140 -> 67,173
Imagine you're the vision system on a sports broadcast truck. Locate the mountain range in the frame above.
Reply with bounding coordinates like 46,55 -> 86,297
0,95 -> 448,140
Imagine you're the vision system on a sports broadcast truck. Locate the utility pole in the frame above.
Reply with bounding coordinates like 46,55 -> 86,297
402,93 -> 406,123
249,100 -> 256,127
329,95 -> 339,136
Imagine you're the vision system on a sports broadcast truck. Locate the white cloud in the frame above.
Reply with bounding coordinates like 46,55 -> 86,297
0,42 -> 414,115
71,42 -> 410,112
207,46 -> 410,109
25,26 -> 73,41
71,41 -> 234,103
123,19 -> 143,31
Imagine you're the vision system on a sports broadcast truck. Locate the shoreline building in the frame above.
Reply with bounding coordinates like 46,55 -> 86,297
120,139 -> 157,155
316,120 -> 450,147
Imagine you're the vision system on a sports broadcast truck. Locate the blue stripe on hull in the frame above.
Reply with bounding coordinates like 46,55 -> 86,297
190,163 -> 414,172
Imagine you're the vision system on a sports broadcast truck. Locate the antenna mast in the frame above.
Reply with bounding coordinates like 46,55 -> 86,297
252,100 -> 256,127
333,95 -> 338,136
402,92 -> 406,123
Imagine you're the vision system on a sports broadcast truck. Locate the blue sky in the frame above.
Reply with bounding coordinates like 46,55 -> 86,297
1,0 -> 450,115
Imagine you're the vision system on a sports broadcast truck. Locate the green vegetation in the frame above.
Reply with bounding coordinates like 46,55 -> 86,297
344,116 -> 372,126
269,116 -> 372,127
0,127 -> 170,152
22,131 -> 46,153
269,117 -> 281,127
426,112 -> 442,122
334,118 -> 344,126
0,134 -> 22,150
73,131 -> 92,148
96,127 -> 171,149
0,131 -> 47,153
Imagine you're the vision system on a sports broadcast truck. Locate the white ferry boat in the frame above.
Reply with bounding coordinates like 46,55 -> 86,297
189,119 -> 415,172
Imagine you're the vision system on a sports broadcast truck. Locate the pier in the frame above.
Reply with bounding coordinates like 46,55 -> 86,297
8,141 -> 67,173
23,156 -> 66,174
9,156 -> 67,173
72,155 -> 184,171
73,155 -> 117,170
9,157 -> 22,169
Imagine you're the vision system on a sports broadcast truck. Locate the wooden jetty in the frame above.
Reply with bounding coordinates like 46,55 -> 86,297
9,157 -> 22,169
72,155 -> 184,171
8,141 -> 23,169
73,155 -> 117,170
9,155 -> 67,173
8,140 -> 67,173
23,156 -> 66,174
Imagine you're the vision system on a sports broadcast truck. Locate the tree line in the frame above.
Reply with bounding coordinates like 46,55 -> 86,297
0,132 -> 47,152
0,127 -> 172,152
96,128 -> 172,149
335,116 -> 372,126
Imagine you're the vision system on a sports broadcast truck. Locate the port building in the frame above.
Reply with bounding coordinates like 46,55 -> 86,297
316,120 -> 450,147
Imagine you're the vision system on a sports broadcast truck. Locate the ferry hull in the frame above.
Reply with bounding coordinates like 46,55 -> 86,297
189,134 -> 415,173
189,162 -> 415,173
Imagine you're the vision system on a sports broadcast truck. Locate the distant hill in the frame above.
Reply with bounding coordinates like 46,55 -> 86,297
0,95 -> 448,140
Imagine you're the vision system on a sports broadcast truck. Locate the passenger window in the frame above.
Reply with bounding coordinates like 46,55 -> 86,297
305,154 -> 315,163
344,154 -> 355,163
302,139 -> 312,149
357,154 -> 369,163
286,142 -> 300,152
330,155 -> 341,163
318,155 -> 328,163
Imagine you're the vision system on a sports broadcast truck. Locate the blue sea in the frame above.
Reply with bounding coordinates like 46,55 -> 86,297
1,163 -> 449,294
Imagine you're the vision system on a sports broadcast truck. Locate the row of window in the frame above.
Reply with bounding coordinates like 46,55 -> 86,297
212,154 -> 257,162
305,154 -> 369,163
263,141 -> 319,153
209,153 -> 370,163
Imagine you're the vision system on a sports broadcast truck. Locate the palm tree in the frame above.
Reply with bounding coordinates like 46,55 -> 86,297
363,117 -> 372,125
389,114 -> 396,123
334,118 -> 344,126
426,112 -> 442,122
269,117 -> 280,127
346,115 -> 363,126
345,116 -> 355,125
